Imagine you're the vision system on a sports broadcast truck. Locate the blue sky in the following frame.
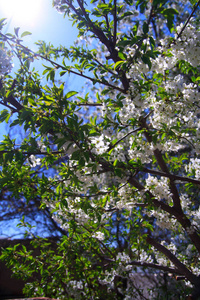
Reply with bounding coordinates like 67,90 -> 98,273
0,0 -> 77,48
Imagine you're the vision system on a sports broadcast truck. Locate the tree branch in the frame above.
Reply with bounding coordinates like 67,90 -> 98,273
139,116 -> 182,211
102,0 -> 111,34
128,176 -> 174,215
146,236 -> 200,285
175,0 -> 200,41
0,32 -> 125,93
129,260 -> 183,275
67,0 -> 130,90
128,175 -> 200,254
141,167 -> 200,186
113,0 -> 117,47
0,79 -> 23,112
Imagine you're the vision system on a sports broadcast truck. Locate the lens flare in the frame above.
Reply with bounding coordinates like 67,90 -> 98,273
0,0 -> 43,28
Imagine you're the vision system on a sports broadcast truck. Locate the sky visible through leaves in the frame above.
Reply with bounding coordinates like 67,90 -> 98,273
0,0 -> 79,237
0,0 -> 78,141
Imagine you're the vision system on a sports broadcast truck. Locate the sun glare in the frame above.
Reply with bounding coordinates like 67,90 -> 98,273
0,0 -> 43,28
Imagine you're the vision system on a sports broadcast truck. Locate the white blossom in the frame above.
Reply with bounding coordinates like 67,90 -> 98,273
90,134 -> 110,154
92,231 -> 105,240
27,155 -> 41,167
185,158 -> 200,180
0,46 -> 13,75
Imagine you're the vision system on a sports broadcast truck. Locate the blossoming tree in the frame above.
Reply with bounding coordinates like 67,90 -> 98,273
0,0 -> 200,298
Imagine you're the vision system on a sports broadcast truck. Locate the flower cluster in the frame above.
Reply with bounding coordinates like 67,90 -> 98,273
185,158 -> 200,180
27,155 -> 41,167
90,134 -> 110,154
92,231 -> 105,240
0,45 -> 13,76
145,175 -> 172,203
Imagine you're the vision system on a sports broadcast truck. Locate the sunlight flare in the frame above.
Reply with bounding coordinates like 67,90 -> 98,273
0,0 -> 43,28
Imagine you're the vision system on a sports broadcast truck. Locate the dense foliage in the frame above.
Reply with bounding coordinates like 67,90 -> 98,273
0,0 -> 200,299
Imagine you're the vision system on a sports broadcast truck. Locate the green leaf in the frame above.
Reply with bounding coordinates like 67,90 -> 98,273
21,31 -> 32,38
114,61 -> 125,70
118,52 -> 126,60
162,8 -> 179,16
113,159 -> 118,167
49,69 -> 55,82
60,70 -> 67,77
143,21 -> 149,34
28,98 -> 36,106
79,156 -> 85,167
129,159 -> 140,167
0,18 -> 7,30
0,110 -> 10,123
65,91 -> 78,99
114,168 -> 122,177
161,8 -> 179,32
141,54 -> 152,69
71,150 -> 81,160
14,27 -> 20,37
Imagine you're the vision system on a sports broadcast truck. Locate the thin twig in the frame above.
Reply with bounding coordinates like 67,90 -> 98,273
108,127 -> 142,151
102,0 -> 111,33
76,102 -> 102,106
0,32 -> 126,93
129,260 -> 183,275
141,167 -> 200,186
0,149 -> 63,155
175,0 -> 200,41
113,0 -> 117,47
